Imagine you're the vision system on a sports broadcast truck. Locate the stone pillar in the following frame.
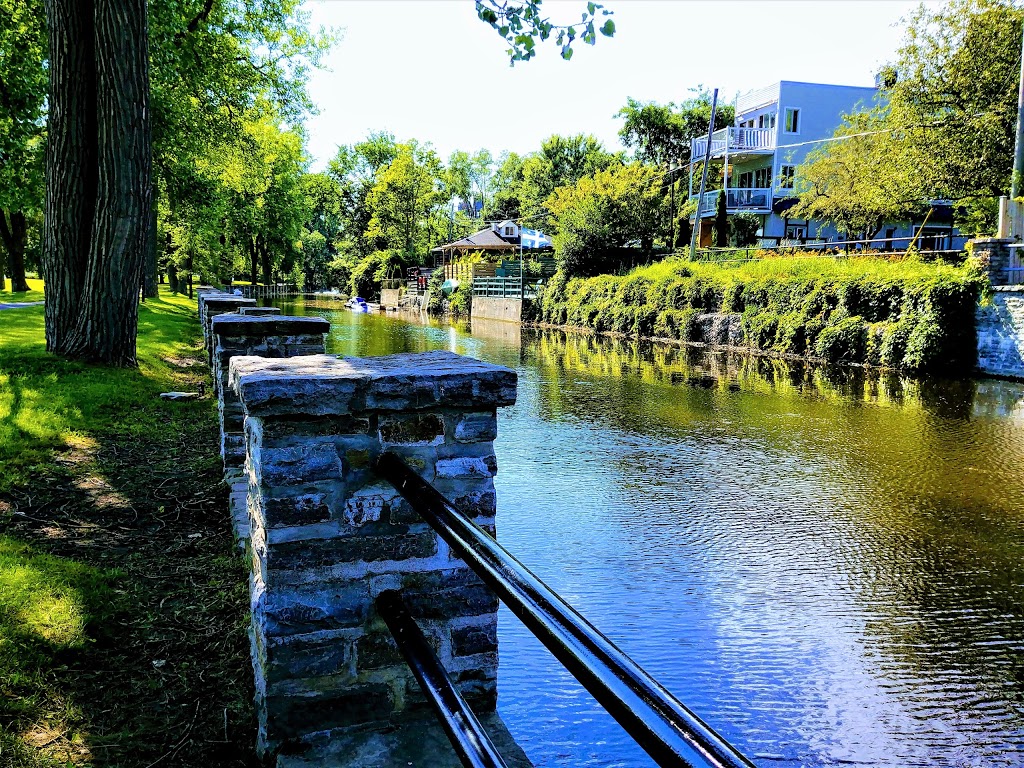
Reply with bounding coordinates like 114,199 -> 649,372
240,307 -> 283,317
201,296 -> 257,362
229,351 -> 516,756
211,314 -> 331,542
971,238 -> 1014,286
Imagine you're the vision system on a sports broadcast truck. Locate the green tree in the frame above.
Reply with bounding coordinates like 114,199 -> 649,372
0,0 -> 46,293
616,91 -> 734,168
792,0 -> 1022,235
790,109 -> 926,240
547,163 -> 663,277
488,135 -> 621,228
889,0 -> 1022,204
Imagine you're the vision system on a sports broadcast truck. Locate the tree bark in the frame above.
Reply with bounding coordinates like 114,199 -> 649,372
260,237 -> 272,286
0,210 -> 31,293
43,0 -> 97,353
249,238 -> 258,285
42,0 -> 151,365
143,184 -> 159,298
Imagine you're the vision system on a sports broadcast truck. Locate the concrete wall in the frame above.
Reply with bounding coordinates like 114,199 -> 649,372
380,288 -> 402,308
471,297 -> 523,323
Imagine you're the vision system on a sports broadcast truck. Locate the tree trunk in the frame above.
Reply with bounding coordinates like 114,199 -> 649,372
249,238 -> 258,285
260,237 -> 272,287
43,0 -> 97,353
143,184 -> 159,298
42,0 -> 152,365
167,260 -> 179,293
0,251 -> 6,291
0,211 -> 32,293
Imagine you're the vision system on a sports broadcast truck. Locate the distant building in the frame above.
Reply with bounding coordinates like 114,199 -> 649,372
688,80 -> 963,250
431,220 -> 551,262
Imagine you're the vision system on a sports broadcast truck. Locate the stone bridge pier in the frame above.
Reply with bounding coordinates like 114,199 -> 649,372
227,351 -> 526,765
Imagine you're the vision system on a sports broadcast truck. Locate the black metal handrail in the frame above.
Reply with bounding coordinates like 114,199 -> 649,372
375,452 -> 756,768
376,590 -> 509,768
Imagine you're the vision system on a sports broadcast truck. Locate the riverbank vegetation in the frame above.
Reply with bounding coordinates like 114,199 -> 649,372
536,255 -> 986,373
0,294 -> 253,766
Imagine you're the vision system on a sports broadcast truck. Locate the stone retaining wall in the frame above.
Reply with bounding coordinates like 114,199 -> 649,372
976,289 -> 1024,378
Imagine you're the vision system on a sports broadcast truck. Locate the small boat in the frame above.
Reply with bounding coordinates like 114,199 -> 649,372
345,296 -> 370,313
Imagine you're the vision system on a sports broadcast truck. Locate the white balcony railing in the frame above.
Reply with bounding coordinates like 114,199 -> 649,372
692,188 -> 774,218
690,127 -> 775,162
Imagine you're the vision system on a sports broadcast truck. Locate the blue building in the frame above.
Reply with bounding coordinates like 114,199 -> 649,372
688,80 -> 964,250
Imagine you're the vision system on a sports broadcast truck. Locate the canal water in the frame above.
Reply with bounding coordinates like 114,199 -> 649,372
273,299 -> 1024,768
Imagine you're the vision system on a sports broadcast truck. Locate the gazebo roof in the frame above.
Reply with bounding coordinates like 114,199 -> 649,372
431,227 -> 519,253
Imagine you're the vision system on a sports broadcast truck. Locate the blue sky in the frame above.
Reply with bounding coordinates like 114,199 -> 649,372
302,0 -> 935,170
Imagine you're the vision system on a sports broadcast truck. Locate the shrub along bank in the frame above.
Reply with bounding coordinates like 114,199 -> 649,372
535,256 -> 987,374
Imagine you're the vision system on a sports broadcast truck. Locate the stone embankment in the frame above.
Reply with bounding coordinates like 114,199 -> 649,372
193,289 -> 527,767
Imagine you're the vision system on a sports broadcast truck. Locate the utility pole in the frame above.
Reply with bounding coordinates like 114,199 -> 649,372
1012,21 -> 1024,200
689,88 -> 719,260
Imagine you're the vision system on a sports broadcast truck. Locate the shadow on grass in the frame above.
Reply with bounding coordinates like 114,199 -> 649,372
0,290 -> 258,767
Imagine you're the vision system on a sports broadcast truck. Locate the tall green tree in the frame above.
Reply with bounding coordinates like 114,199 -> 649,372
616,92 -> 734,168
793,0 -> 1022,235
0,0 -> 46,293
547,163 -> 663,277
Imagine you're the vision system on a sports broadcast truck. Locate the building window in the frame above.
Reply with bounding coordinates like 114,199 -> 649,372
784,107 -> 800,133
504,226 -> 515,237
737,171 -> 753,188
779,165 -> 795,189
758,112 -> 777,130
754,167 -> 772,188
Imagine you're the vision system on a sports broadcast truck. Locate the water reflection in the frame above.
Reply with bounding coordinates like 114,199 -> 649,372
273,298 -> 1024,768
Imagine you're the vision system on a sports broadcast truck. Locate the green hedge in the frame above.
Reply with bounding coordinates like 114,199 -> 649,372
537,255 -> 986,373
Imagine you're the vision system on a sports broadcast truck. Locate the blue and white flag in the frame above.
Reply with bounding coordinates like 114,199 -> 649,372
520,228 -> 552,249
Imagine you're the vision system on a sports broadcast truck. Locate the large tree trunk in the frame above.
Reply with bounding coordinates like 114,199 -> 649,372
43,0 -> 97,353
0,210 -> 32,293
43,0 -> 151,366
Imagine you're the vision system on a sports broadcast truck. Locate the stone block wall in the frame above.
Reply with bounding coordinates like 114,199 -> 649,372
228,351 -> 517,756
976,289 -> 1024,379
211,314 -> 330,543
972,238 -> 1015,286
200,295 -> 257,362
241,307 -> 283,316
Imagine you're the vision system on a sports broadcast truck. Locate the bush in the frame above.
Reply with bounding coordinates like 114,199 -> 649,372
814,316 -> 867,363
537,254 -> 983,374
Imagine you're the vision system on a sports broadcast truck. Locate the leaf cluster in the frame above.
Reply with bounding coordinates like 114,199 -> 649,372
475,0 -> 614,63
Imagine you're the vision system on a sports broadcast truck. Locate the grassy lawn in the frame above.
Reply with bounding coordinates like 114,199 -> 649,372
0,288 -> 255,767
0,277 -> 45,304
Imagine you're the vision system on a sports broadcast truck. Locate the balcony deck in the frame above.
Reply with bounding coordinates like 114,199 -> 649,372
691,187 -> 774,218
690,127 -> 775,163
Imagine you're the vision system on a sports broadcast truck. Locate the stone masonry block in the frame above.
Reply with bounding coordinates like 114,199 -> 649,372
264,631 -> 357,683
268,533 -> 438,570
435,455 -> 498,479
378,413 -> 445,445
258,444 -> 343,487
230,351 -> 517,418
258,582 -> 371,636
452,412 -> 498,443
